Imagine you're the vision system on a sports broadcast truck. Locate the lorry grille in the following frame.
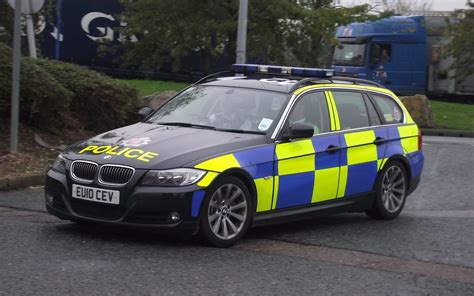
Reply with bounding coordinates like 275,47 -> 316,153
71,161 -> 98,182
99,165 -> 135,185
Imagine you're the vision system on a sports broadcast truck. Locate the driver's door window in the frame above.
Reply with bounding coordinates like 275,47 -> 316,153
288,91 -> 330,135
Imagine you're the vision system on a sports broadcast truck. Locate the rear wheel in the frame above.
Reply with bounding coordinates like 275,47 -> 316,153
366,160 -> 408,219
200,176 -> 253,247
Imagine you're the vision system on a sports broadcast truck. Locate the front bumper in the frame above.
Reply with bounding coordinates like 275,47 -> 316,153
45,169 -> 203,232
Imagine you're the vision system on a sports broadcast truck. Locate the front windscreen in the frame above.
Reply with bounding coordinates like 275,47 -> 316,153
147,86 -> 288,133
333,43 -> 366,66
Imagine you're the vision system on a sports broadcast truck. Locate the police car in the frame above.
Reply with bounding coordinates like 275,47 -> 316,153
45,64 -> 424,247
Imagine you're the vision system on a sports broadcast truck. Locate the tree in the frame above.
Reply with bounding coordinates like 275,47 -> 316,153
369,0 -> 432,14
116,0 -> 383,72
0,1 -> 14,45
446,7 -> 474,81
288,0 -> 384,67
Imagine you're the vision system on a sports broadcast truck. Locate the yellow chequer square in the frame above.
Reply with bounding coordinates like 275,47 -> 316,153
344,130 -> 378,165
195,154 -> 240,172
398,125 -> 419,154
401,137 -> 418,154
275,139 -> 314,160
346,145 -> 378,165
398,125 -> 418,138
344,130 -> 376,146
312,167 -> 339,203
254,177 -> 274,212
337,165 -> 348,198
278,155 -> 315,175
197,171 -> 218,187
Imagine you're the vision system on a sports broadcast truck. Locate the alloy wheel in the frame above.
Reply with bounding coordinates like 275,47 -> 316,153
381,166 -> 406,213
207,184 -> 248,240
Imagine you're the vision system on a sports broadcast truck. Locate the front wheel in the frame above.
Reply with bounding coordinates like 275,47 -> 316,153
199,176 -> 253,247
366,160 -> 408,219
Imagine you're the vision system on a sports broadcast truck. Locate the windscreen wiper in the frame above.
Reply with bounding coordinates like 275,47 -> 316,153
157,122 -> 216,130
216,128 -> 266,135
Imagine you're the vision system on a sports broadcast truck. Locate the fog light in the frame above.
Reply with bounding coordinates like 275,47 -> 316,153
170,212 -> 181,222
45,193 -> 54,204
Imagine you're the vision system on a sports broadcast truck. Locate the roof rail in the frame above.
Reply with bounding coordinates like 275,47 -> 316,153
331,76 -> 384,88
193,71 -> 236,85
289,76 -> 384,93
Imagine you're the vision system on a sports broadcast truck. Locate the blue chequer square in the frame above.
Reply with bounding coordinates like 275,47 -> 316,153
277,172 -> 314,209
345,162 -> 378,196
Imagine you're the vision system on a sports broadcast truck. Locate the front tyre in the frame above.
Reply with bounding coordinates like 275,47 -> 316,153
366,160 -> 408,219
200,176 -> 253,247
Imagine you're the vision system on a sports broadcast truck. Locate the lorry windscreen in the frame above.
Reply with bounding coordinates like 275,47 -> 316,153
333,43 -> 366,66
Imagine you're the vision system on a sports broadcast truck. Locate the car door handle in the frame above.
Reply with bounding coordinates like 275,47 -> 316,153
373,137 -> 386,145
325,145 -> 340,153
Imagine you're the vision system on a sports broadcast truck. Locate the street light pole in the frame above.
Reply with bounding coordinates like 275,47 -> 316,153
10,0 -> 23,154
25,0 -> 37,58
235,0 -> 248,64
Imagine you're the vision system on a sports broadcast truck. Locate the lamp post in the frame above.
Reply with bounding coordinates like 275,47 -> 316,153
235,0 -> 248,64
10,0 -> 23,153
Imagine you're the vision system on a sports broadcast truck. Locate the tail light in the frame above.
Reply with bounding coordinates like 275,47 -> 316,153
418,129 -> 423,151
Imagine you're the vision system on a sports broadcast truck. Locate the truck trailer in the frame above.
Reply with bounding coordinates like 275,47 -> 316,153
332,12 -> 474,96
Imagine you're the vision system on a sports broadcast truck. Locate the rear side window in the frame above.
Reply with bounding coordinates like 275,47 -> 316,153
365,97 -> 382,126
372,94 -> 404,124
332,91 -> 370,130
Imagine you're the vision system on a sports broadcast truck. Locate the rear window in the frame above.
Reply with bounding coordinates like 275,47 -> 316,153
332,91 -> 370,130
372,94 -> 403,124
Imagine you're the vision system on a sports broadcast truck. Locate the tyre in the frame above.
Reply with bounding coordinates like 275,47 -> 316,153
199,176 -> 253,247
366,160 -> 408,219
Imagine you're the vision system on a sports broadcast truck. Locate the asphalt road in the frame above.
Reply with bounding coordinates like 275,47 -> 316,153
1,136 -> 473,295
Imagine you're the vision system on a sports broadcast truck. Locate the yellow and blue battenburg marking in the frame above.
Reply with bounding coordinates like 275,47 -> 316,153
190,124 -> 422,217
191,145 -> 276,217
190,83 -> 422,218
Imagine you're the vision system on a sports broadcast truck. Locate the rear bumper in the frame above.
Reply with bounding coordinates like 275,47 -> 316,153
408,174 -> 421,195
44,169 -> 202,232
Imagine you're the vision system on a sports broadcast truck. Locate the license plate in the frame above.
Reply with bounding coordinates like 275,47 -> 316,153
72,184 -> 120,205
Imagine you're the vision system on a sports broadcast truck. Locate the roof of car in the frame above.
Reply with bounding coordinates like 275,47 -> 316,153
201,76 -> 296,93
200,76 -> 394,96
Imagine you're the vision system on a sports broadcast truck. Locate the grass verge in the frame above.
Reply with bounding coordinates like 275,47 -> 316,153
122,79 -> 188,97
430,100 -> 474,130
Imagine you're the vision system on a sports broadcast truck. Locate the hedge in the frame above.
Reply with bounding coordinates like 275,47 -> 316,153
0,43 -> 140,134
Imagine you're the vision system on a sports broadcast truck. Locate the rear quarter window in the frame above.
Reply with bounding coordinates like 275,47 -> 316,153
372,94 -> 404,124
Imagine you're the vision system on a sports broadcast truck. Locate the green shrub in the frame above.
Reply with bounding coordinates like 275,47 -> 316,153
33,59 -> 140,131
0,44 -> 73,134
0,43 -> 140,134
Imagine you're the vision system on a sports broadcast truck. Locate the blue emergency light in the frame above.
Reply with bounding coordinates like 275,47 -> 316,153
232,64 -> 334,78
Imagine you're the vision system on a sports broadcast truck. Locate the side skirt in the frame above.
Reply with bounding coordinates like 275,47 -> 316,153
252,192 -> 375,227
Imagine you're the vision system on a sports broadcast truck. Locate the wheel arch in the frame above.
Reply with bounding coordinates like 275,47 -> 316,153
203,168 -> 258,213
377,154 -> 412,189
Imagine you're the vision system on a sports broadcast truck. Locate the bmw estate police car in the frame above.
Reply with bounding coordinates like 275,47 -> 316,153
45,64 -> 424,247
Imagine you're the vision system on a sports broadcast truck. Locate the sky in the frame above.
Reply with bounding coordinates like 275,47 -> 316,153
338,0 -> 470,11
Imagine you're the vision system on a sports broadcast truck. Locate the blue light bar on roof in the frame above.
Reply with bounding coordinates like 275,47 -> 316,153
232,64 -> 334,78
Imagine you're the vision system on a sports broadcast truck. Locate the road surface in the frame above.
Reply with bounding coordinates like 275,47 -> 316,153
1,136 -> 473,295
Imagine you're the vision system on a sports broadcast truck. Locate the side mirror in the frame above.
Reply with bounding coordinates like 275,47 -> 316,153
138,107 -> 154,120
287,122 -> 314,140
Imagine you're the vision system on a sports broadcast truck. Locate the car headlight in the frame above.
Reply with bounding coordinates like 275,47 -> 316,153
141,168 -> 206,186
51,154 -> 67,174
